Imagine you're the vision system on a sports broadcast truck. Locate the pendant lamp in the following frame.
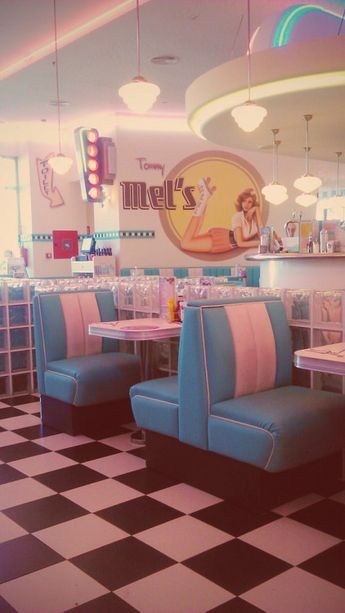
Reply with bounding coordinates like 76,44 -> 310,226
261,129 -> 288,205
326,152 -> 345,215
48,0 -> 73,175
118,0 -> 160,113
293,115 -> 322,193
295,193 -> 318,207
231,0 -> 267,132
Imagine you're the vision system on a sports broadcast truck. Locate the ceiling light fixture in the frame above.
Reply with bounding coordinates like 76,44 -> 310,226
261,129 -> 288,205
293,114 -> 322,193
231,0 -> 267,132
118,0 -> 160,113
48,0 -> 73,175
295,192 -> 318,207
326,151 -> 345,213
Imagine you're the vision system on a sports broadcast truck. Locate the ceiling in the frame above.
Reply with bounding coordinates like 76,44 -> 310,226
0,0 -> 344,160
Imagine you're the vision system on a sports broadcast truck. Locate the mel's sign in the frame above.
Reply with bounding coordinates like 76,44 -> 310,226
120,179 -> 197,210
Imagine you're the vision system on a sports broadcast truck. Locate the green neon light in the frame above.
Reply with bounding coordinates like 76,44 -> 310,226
273,4 -> 342,47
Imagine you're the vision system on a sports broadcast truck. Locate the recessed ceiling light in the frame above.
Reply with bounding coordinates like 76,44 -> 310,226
151,55 -> 179,65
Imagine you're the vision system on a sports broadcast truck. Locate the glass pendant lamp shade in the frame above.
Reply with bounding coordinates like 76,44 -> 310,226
262,182 -> 288,205
118,75 -> 160,113
295,192 -> 317,207
118,0 -> 160,113
323,152 -> 345,214
231,100 -> 267,132
294,114 -> 321,193
261,129 -> 288,205
293,174 -> 322,193
231,0 -> 267,132
48,153 -> 73,175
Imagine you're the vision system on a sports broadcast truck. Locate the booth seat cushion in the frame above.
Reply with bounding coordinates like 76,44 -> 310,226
130,376 -> 179,438
208,385 -> 345,472
45,352 -> 141,407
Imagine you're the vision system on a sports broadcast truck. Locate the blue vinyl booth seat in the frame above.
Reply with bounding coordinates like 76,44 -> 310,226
33,290 -> 141,436
130,297 -> 345,508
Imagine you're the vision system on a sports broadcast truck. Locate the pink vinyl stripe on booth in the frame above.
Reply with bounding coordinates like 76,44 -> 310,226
60,293 -> 85,358
224,303 -> 276,398
78,292 -> 102,355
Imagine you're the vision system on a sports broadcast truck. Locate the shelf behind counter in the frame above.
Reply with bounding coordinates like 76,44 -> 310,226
246,253 -> 345,290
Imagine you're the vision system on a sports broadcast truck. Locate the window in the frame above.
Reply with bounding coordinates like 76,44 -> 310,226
0,156 -> 19,256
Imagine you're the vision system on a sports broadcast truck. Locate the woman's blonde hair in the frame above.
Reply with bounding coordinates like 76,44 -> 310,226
235,188 -> 257,211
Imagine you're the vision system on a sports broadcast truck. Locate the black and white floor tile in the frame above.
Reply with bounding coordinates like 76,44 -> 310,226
0,395 -> 344,612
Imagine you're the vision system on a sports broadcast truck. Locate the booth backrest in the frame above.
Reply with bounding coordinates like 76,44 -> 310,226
178,297 -> 292,448
33,290 -> 117,394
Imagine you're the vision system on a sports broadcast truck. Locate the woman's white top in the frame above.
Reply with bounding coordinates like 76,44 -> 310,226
232,210 -> 259,239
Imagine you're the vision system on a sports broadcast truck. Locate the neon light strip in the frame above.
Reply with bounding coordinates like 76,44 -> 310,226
189,71 -> 345,138
273,4 -> 343,47
0,0 -> 145,81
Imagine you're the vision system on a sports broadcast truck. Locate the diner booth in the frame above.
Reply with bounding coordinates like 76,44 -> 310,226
0,2 -> 344,612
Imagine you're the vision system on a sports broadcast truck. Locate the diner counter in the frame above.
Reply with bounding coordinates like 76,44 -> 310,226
246,253 -> 345,290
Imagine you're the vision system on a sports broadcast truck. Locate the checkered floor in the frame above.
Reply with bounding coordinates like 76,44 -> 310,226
0,395 -> 344,612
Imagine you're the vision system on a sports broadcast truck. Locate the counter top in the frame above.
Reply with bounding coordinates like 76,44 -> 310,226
246,253 -> 345,262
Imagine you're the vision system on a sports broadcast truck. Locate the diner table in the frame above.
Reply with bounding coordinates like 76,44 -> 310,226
89,317 -> 182,443
294,341 -> 345,479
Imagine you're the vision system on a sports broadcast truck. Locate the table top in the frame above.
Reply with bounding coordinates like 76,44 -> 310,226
294,342 -> 345,376
89,317 -> 182,341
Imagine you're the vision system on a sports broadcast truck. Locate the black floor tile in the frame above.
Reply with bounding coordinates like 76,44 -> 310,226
192,500 -> 279,537
184,539 -> 291,596
65,592 -> 138,612
34,464 -> 106,492
312,480 -> 345,498
290,499 -> 345,539
0,441 -> 49,462
115,467 -> 179,494
71,536 -> 174,590
59,442 -> 120,463
0,464 -> 26,485
0,595 -> 17,612
127,446 -> 146,459
299,541 -> 345,588
0,534 -> 63,583
13,424 -> 58,440
0,407 -> 25,419
3,494 -> 88,532
97,494 -> 182,534
209,597 -> 265,612
1,395 -> 39,406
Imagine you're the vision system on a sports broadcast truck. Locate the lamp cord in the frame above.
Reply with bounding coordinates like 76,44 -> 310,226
53,0 -> 62,155
337,6 -> 345,35
246,0 -> 252,101
136,0 -> 141,76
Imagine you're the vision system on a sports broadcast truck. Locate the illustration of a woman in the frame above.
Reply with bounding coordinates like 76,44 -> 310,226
180,177 -> 263,254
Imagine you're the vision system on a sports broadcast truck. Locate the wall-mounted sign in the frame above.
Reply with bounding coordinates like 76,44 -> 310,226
74,127 -> 116,203
36,155 -> 64,207
160,151 -> 267,260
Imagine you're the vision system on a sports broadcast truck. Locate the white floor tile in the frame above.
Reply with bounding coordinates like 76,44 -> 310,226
273,493 -> 324,516
0,561 -> 108,613
16,401 -> 41,414
33,433 -> 93,451
9,452 -> 76,476
0,431 -> 26,448
242,567 -> 345,613
240,517 -> 340,565
330,489 -> 345,505
85,452 -> 145,477
0,415 -> 41,430
100,432 -> 140,451
34,514 -> 128,558
115,563 -> 233,613
149,483 -> 222,514
0,512 -> 27,543
0,478 -> 54,511
136,515 -> 232,561
61,478 -> 142,512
